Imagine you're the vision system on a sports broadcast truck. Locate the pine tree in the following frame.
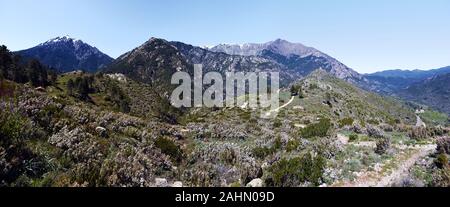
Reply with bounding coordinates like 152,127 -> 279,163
27,59 -> 45,86
67,79 -> 74,96
290,84 -> 301,96
48,68 -> 58,85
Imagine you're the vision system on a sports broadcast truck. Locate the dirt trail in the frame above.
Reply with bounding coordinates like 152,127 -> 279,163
270,96 -> 295,112
416,115 -> 426,127
333,144 -> 436,187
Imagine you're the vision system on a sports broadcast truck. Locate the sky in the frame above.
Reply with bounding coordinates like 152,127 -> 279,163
1,0 -> 449,73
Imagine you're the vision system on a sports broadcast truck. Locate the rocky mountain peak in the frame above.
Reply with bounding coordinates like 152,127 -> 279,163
17,36 -> 113,72
40,35 -> 81,45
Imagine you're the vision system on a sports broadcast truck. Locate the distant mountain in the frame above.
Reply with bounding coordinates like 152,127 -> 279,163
105,37 -> 373,95
170,41 -> 300,87
364,66 -> 450,94
104,38 -> 192,93
16,36 -> 113,73
368,66 -> 450,79
397,73 -> 450,115
209,39 -> 364,83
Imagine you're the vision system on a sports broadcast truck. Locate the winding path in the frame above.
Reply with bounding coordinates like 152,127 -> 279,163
332,144 -> 436,187
264,96 -> 295,116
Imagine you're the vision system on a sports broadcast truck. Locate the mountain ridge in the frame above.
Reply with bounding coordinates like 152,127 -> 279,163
16,36 -> 114,73
397,72 -> 450,115
363,65 -> 450,94
208,39 -> 364,82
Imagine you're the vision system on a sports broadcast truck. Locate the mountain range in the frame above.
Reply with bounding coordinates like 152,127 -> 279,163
13,36 -> 365,87
1,35 -> 450,187
362,66 -> 450,115
364,66 -> 450,94
208,39 -> 363,82
10,36 -> 450,115
397,72 -> 450,115
106,38 -> 366,91
16,35 -> 113,73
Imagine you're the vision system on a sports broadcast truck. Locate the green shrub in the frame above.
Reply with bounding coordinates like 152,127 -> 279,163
437,137 -> 450,154
265,153 -> 326,187
435,153 -> 449,169
428,126 -> 446,138
155,137 -> 183,162
431,168 -> 450,187
338,117 -> 354,128
0,111 -> 28,146
346,159 -> 363,172
290,84 -> 303,97
408,127 -> 428,140
105,81 -> 130,113
299,119 -> 331,139
367,119 -> 380,125
239,111 -> 252,120
375,137 -> 391,155
252,137 -> 283,159
252,146 -> 272,159
349,134 -> 358,142
220,147 -> 237,165
286,139 -> 300,152
309,83 -> 319,90
273,136 -> 282,150
273,120 -> 282,128
387,118 -> 398,126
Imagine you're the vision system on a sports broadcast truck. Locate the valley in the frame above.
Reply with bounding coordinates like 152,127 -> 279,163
1,36 -> 449,187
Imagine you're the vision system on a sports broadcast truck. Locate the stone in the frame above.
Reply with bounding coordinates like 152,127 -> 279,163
155,178 -> 168,187
171,181 -> 183,187
246,178 -> 263,187
95,126 -> 107,137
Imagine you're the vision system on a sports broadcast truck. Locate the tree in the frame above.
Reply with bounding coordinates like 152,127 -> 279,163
79,77 -> 91,99
48,68 -> 58,85
0,45 -> 53,87
67,79 -> 74,96
27,59 -> 48,87
290,84 -> 304,98
290,85 -> 299,96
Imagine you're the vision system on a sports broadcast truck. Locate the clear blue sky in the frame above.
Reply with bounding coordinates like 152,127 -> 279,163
1,0 -> 449,73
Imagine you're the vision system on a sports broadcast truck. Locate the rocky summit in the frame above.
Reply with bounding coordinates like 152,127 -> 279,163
16,36 -> 113,73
